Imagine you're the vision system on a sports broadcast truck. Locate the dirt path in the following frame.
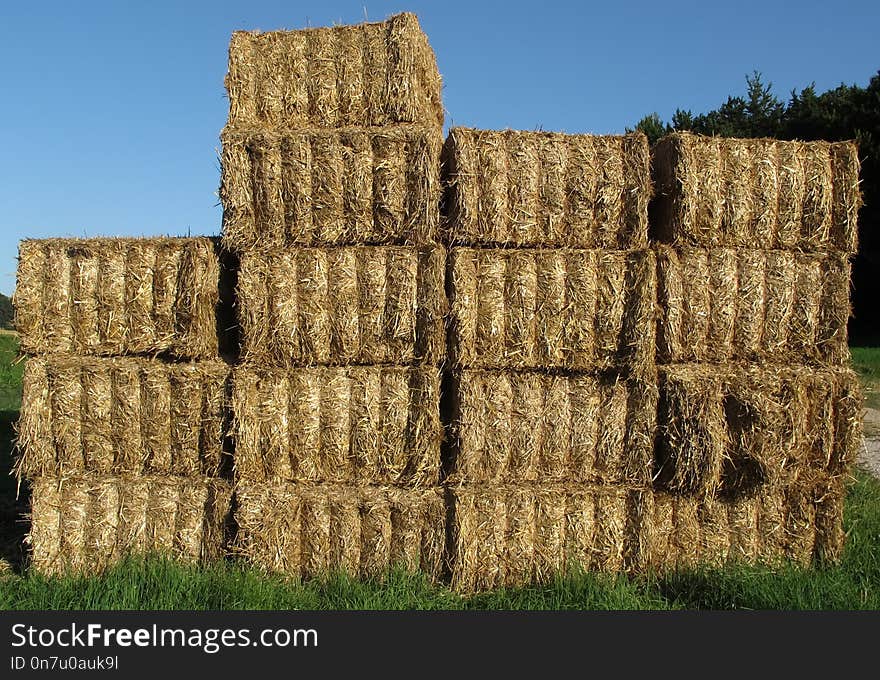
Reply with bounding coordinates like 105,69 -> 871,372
861,407 -> 880,479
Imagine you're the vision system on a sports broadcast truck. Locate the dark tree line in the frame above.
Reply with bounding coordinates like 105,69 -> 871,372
631,71 -> 880,341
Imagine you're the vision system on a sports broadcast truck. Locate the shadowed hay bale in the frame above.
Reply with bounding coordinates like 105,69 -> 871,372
648,477 -> 846,571
655,364 -> 861,498
225,13 -> 442,129
651,133 -> 861,252
232,365 -> 441,485
441,128 -> 651,248
16,356 -> 231,479
234,482 -> 445,579
656,246 -> 850,365
448,369 -> 657,485
27,475 -> 233,576
238,245 -> 445,366
450,484 -> 652,592
449,248 -> 655,374
221,125 -> 441,250
15,237 -> 227,359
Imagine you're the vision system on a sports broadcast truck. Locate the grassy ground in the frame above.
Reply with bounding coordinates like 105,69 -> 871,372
852,346 -> 880,410
1,335 -> 878,609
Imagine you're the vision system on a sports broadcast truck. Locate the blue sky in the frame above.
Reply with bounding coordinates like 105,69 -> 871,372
1,0 -> 877,296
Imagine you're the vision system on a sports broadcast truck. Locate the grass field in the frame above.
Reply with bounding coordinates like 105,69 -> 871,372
1,334 -> 878,610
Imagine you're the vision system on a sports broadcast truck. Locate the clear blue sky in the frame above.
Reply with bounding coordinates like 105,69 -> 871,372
2,0 -> 877,296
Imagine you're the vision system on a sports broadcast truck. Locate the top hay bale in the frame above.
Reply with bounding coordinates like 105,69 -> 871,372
225,13 -> 443,130
651,133 -> 861,252
15,238 -> 231,360
442,128 -> 651,248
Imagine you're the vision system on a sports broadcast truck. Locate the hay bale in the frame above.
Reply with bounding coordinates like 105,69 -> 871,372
655,364 -> 861,498
449,484 -> 652,591
237,245 -> 445,366
647,482 -> 834,571
16,356 -> 231,479
441,128 -> 651,248
651,133 -> 861,252
232,365 -> 441,485
26,475 -> 233,575
448,369 -> 657,485
656,246 -> 850,365
449,248 -> 655,374
221,125 -> 442,250
234,482 -> 445,579
225,13 -> 443,130
15,237 -> 229,359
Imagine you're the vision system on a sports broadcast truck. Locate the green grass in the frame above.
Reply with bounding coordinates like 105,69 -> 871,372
852,346 -> 880,410
1,334 -> 878,609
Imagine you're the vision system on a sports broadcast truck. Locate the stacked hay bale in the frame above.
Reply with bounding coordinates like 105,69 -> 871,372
649,132 -> 863,569
220,13 -> 449,579
14,238 -> 236,574
442,128 -> 658,590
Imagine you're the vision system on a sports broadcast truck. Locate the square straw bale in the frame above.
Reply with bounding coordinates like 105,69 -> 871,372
650,133 -> 860,253
234,482 -> 445,579
15,237 -> 230,359
448,248 -> 656,374
448,369 -> 657,485
221,125 -> 442,250
27,475 -> 233,576
441,128 -> 651,248
656,246 -> 851,365
449,484 -> 652,591
655,364 -> 861,499
225,13 -> 442,130
237,245 -> 445,366
232,364 -> 441,485
647,479 -> 837,572
16,356 -> 231,479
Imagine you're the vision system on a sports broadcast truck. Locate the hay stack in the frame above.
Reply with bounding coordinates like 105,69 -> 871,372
17,356 -> 231,479
442,129 -> 651,248
221,125 -> 442,249
655,364 -> 860,498
225,13 -> 443,130
232,365 -> 441,485
449,484 -> 652,591
27,475 -> 233,575
651,133 -> 861,252
15,232 -> 237,574
448,370 -> 657,485
234,482 -> 445,579
237,245 -> 446,366
448,247 -> 656,373
656,246 -> 850,365
220,13 -> 447,579
15,237 -> 227,360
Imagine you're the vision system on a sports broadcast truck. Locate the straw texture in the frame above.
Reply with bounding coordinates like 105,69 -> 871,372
450,484 -> 652,591
651,133 -> 861,252
27,475 -> 233,575
442,128 -> 651,248
656,246 -> 851,365
234,482 -> 445,579
655,364 -> 861,498
221,125 -> 441,250
237,245 -> 446,366
232,365 -> 441,485
16,356 -> 231,479
448,369 -> 657,485
225,13 -> 443,129
448,248 -> 656,373
15,238 -> 225,359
